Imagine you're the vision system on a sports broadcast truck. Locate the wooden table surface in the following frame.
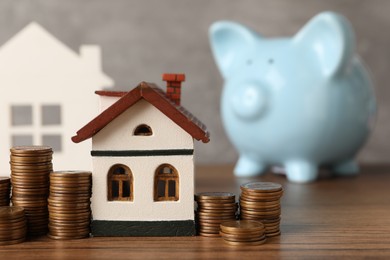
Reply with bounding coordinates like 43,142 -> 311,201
1,164 -> 390,259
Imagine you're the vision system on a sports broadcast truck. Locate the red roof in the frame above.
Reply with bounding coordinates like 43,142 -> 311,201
72,82 -> 210,143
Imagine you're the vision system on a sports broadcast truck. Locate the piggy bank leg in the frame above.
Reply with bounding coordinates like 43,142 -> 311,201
332,160 -> 359,176
234,155 -> 266,177
285,160 -> 318,183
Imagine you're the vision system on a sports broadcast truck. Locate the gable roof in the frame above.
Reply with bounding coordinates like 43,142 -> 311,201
72,82 -> 210,143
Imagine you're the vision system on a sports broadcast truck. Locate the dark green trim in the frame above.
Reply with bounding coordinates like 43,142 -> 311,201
91,149 -> 194,157
91,220 -> 195,236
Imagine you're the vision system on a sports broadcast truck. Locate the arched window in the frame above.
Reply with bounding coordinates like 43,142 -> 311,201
107,164 -> 133,201
133,124 -> 153,136
154,164 -> 179,201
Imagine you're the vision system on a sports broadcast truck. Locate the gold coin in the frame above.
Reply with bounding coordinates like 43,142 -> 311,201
198,226 -> 219,232
220,220 -> 264,234
220,232 -> 265,242
48,226 -> 90,233
197,222 -> 222,228
240,208 -> 281,215
0,206 -> 25,218
195,192 -> 235,201
197,207 -> 237,213
50,171 -> 92,177
11,145 -> 52,153
240,192 -> 283,201
239,200 -> 281,209
196,211 -> 236,217
198,231 -> 221,237
1,218 -> 26,225
0,220 -> 27,230
10,156 -> 52,163
240,195 -> 281,203
0,226 -> 27,236
48,201 -> 90,208
265,230 -> 281,237
48,220 -> 90,228
0,177 -> 10,184
49,218 -> 90,225
48,198 -> 91,204
0,232 -> 26,241
10,162 -> 52,167
49,180 -> 92,186
50,176 -> 92,181
241,182 -> 282,193
196,214 -> 236,220
47,233 -> 89,240
198,201 -> 237,207
197,219 -> 235,225
49,187 -> 91,192
0,236 -> 26,245
222,237 -> 267,246
265,226 -> 280,234
49,209 -> 90,215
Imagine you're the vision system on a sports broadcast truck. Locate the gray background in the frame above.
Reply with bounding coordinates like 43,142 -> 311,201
0,0 -> 388,165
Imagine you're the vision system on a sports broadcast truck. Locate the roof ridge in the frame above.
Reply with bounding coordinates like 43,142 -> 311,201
72,82 -> 210,144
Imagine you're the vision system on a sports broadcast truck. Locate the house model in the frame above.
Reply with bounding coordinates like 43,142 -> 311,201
0,22 -> 113,175
72,74 -> 210,236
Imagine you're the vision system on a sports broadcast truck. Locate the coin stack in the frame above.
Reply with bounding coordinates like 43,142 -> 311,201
0,206 -> 27,245
220,220 -> 266,246
48,171 -> 92,240
0,177 -> 11,206
10,146 -> 53,236
239,182 -> 283,237
195,192 -> 237,237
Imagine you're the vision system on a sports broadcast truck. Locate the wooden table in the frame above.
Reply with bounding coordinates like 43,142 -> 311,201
1,164 -> 390,259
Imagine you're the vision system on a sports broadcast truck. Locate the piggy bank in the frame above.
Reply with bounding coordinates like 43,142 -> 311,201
209,12 -> 376,183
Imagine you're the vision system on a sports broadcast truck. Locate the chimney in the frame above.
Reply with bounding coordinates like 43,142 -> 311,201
162,73 -> 185,106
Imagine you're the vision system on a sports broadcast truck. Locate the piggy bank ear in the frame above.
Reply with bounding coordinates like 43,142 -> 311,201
293,12 -> 355,77
209,21 -> 259,79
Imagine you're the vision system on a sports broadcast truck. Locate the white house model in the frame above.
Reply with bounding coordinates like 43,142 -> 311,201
72,74 -> 210,236
0,22 -> 113,175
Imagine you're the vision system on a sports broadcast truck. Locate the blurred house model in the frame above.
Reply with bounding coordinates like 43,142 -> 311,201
0,22 -> 113,175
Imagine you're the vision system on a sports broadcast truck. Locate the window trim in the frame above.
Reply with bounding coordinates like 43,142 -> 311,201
107,164 -> 133,201
154,164 -> 179,202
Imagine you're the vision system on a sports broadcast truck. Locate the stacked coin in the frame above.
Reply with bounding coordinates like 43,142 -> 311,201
239,182 -> 283,237
220,220 -> 266,246
0,206 -> 27,245
0,177 -> 11,206
10,146 -> 53,236
48,171 -> 92,240
195,192 -> 237,237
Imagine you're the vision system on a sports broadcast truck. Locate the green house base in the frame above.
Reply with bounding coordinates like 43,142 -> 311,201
91,220 -> 196,237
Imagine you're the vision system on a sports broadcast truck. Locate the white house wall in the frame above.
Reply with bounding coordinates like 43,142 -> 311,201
98,95 -> 121,112
92,99 -> 194,151
92,155 -> 194,221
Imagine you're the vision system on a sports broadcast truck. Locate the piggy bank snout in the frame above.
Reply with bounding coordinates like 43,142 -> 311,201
230,83 -> 267,120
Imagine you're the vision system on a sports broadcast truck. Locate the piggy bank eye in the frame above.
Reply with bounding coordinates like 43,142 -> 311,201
268,59 -> 274,64
246,59 -> 253,66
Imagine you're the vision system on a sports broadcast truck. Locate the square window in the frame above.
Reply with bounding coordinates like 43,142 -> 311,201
42,134 -> 62,152
42,105 -> 61,125
12,135 -> 33,147
11,105 -> 33,126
